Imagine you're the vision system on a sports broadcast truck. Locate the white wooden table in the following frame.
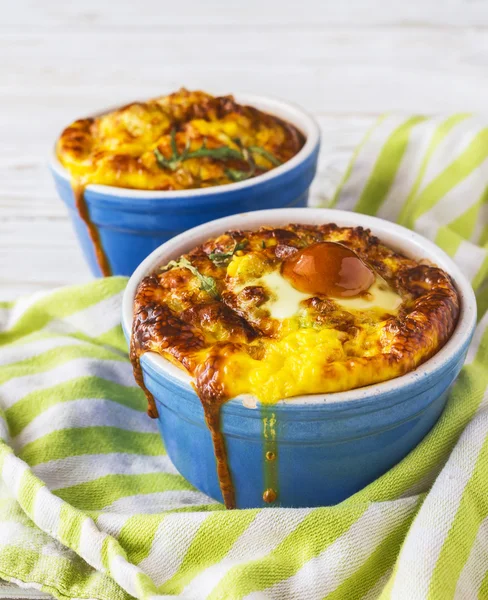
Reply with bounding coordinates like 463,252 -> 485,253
1,0 -> 488,596
3,0 -> 488,301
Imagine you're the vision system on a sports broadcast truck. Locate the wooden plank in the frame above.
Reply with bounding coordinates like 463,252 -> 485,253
0,116 -> 372,214
0,115 -> 372,298
3,0 -> 488,29
1,1 -> 487,596
2,27 -> 488,114
0,220 -> 92,294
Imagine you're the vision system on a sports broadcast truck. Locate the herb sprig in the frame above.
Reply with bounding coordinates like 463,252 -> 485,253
154,128 -> 282,182
161,257 -> 219,299
208,240 -> 247,267
247,146 -> 282,167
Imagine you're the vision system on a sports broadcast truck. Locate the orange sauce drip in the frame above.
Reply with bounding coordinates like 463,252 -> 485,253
129,340 -> 236,508
282,242 -> 374,298
72,182 -> 112,277
128,227 -> 461,511
263,488 -> 277,503
202,404 -> 236,509
129,337 -> 159,420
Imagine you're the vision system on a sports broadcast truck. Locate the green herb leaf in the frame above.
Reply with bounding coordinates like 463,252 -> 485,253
225,168 -> 251,182
154,147 -> 176,171
155,131 -> 244,173
234,241 -> 247,252
154,132 -> 281,179
160,259 -> 181,271
188,145 -> 244,162
198,273 -> 220,298
248,146 -> 282,167
208,240 -> 248,266
161,256 -> 219,299
154,129 -> 193,171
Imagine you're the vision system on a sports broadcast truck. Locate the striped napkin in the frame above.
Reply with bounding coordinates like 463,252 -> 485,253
0,114 -> 487,600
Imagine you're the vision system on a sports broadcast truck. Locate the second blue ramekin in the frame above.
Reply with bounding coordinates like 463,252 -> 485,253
122,208 -> 477,509
50,95 -> 320,277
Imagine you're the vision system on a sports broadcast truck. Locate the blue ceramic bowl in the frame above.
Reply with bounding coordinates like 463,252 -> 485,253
50,95 -> 320,277
122,208 -> 477,509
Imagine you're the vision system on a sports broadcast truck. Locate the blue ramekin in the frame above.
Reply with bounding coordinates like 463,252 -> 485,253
49,95 -> 320,277
122,208 -> 477,509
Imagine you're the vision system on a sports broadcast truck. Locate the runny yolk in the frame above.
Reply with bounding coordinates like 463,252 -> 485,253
281,242 -> 375,298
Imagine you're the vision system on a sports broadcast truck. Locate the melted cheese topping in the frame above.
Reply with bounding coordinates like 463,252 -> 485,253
131,223 -> 460,407
221,268 -> 402,403
57,88 -> 305,191
130,223 -> 460,511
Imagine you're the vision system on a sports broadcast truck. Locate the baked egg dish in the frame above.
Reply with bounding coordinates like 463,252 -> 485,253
131,223 -> 460,411
56,89 -> 306,277
56,88 -> 305,191
130,223 -> 460,507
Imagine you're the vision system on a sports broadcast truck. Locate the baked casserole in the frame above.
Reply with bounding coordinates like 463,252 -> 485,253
56,88 -> 306,276
56,88 -> 305,191
130,223 -> 460,507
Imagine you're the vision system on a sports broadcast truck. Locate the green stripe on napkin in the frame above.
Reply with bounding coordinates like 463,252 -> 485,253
0,116 -> 487,599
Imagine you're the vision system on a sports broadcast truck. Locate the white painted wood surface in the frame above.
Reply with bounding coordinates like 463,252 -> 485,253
2,1 -> 488,299
1,2 -> 488,597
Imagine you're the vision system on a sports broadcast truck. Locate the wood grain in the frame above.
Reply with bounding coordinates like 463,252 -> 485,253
0,4 -> 485,304
0,114 -> 372,299
4,0 -> 488,29
1,4 -> 487,599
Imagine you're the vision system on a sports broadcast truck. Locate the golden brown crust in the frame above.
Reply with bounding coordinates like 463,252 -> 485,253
130,223 -> 460,509
131,223 -> 460,407
57,88 -> 305,191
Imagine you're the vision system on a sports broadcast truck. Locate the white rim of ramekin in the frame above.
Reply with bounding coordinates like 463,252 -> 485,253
122,208 -> 477,406
49,93 -> 320,199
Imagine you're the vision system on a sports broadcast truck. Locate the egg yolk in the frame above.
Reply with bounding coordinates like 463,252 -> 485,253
281,242 -> 375,298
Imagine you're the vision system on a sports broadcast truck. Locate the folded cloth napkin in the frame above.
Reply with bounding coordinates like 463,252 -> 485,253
0,114 -> 487,600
